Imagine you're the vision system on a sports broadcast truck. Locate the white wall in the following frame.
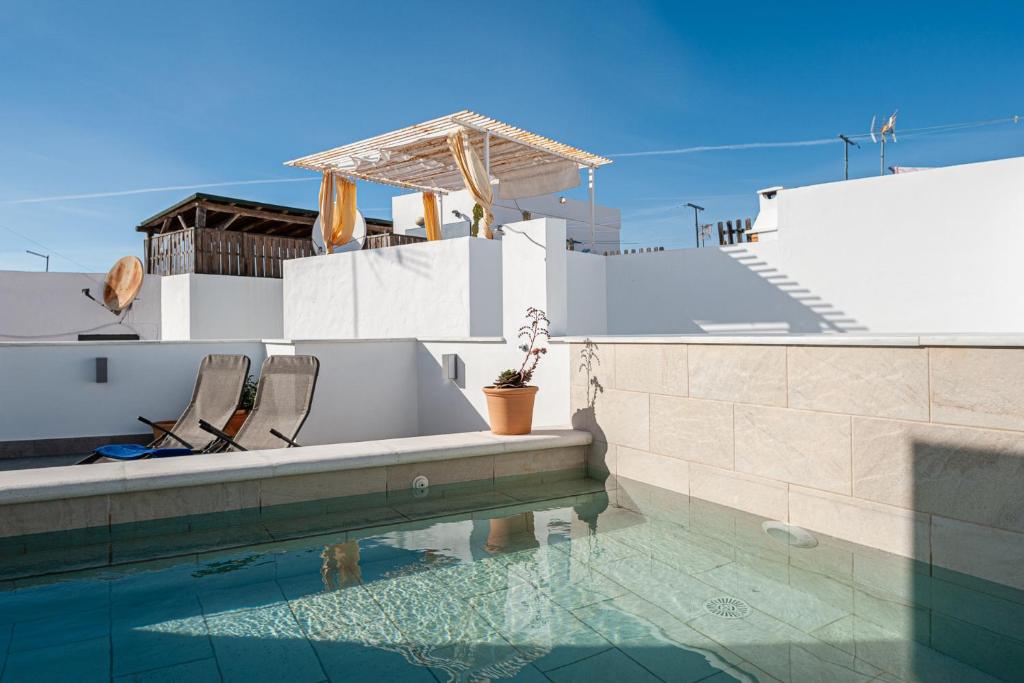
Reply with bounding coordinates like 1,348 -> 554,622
565,251 -> 608,335
283,237 -> 502,340
0,340 -> 265,441
161,274 -> 283,340
266,339 -> 418,445
0,271 -> 161,341
416,219 -> 573,434
391,186 -> 621,252
604,155 -> 1024,335
417,340 -> 571,435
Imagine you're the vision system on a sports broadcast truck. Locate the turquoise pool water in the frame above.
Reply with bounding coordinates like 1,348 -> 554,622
0,477 -> 1018,682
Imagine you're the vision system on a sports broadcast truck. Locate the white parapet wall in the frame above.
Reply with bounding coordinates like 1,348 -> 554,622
0,340 -> 266,443
283,237 -> 502,340
266,339 -> 419,445
0,271 -> 162,341
597,155 -> 1024,335
161,274 -> 283,340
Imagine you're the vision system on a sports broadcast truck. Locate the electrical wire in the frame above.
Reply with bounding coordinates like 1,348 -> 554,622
610,114 -> 1022,158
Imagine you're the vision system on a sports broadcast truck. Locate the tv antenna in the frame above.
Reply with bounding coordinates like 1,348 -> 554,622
837,134 -> 860,180
869,110 -> 898,176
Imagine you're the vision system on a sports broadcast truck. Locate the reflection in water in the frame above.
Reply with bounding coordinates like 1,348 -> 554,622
320,540 -> 362,591
2,479 -> 1019,682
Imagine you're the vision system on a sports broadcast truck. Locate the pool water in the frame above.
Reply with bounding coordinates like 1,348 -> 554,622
0,476 -> 1018,682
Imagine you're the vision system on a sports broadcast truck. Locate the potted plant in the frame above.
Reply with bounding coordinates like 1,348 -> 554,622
483,307 -> 549,435
226,373 -> 259,435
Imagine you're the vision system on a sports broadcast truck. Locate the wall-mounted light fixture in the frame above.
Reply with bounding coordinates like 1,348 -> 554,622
442,353 -> 458,381
558,196 -> 568,204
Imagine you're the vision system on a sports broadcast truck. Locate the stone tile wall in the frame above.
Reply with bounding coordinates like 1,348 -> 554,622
571,342 -> 1024,590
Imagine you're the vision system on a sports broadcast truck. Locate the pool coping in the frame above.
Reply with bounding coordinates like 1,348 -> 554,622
551,333 -> 1024,348
0,427 -> 592,506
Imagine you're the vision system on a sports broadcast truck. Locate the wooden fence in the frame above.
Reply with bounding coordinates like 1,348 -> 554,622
717,218 -> 756,245
362,233 -> 427,250
146,228 -> 429,277
146,228 -> 316,278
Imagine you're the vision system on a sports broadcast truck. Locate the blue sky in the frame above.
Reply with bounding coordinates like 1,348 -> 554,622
2,1 -> 1023,270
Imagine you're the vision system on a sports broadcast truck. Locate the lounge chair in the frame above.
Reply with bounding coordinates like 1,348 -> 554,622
199,355 -> 319,452
78,354 -> 251,463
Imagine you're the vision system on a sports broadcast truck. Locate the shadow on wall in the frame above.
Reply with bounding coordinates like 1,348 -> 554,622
606,246 -> 868,334
570,340 -> 609,476
909,438 -> 1024,682
416,345 -> 489,435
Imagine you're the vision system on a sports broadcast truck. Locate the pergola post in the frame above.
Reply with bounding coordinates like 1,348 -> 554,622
588,166 -> 596,251
484,132 -> 491,178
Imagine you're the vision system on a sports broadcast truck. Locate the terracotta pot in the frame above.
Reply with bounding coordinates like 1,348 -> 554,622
482,386 -> 539,435
224,409 -> 249,437
151,409 -> 249,441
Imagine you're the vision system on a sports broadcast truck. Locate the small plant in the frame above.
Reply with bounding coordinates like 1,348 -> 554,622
471,203 -> 483,237
492,307 -> 550,388
239,374 -> 258,410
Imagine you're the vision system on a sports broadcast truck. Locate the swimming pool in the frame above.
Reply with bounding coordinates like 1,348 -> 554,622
0,476 -> 1016,682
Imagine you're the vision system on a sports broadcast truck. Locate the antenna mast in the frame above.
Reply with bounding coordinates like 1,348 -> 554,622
870,110 -> 898,176
838,134 -> 859,180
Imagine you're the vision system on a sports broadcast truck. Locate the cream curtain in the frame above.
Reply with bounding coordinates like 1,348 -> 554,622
447,131 -> 494,239
318,171 -> 357,253
421,192 -> 442,241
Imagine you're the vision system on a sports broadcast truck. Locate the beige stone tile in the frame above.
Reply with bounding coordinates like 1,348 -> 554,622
109,482 -> 260,525
0,496 -> 108,537
688,344 -> 787,406
788,346 -> 929,420
689,464 -> 789,521
650,395 -> 733,469
493,446 -> 584,478
386,455 -> 493,492
616,446 -> 689,494
931,515 -> 1024,592
852,417 -> 1024,532
789,485 -> 930,561
930,347 -> 1024,430
735,405 -> 851,494
589,388 -> 650,451
570,341 -> 615,390
613,344 -> 687,396
259,467 -> 386,507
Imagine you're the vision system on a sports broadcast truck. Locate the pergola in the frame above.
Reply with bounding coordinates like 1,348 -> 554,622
285,111 -> 612,246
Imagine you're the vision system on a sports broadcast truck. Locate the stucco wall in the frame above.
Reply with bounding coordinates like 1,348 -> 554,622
603,155 -> 1024,335
0,271 -> 161,341
161,274 -> 283,340
282,237 -> 502,340
572,339 -> 1024,592
0,340 -> 265,442
266,339 -> 418,445
391,186 -> 621,251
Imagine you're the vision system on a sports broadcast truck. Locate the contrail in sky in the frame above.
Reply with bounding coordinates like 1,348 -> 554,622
0,177 -> 316,205
610,138 -> 838,158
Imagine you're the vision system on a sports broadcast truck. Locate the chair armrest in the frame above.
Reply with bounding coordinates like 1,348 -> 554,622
137,416 -> 194,449
198,419 -> 247,452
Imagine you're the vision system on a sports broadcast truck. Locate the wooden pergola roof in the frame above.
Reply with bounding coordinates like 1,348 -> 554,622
284,111 -> 613,194
135,193 -> 392,239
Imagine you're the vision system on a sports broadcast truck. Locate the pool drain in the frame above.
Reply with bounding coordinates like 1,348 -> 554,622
704,597 -> 751,619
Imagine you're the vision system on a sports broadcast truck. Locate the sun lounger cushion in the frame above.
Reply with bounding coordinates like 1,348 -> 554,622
93,444 -> 193,460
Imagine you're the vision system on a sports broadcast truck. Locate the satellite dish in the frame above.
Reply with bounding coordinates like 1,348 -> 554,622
102,256 -> 144,314
329,210 -> 367,254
